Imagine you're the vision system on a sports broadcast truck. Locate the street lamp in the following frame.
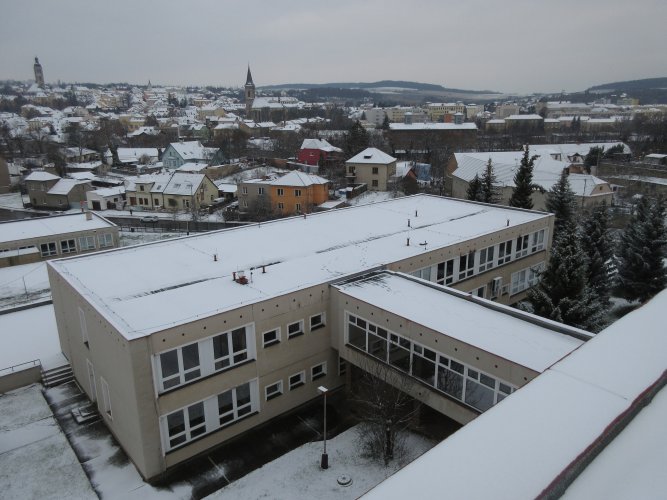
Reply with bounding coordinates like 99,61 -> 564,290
318,385 -> 329,469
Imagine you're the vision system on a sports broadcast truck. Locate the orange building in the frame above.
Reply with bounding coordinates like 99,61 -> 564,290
268,171 -> 330,216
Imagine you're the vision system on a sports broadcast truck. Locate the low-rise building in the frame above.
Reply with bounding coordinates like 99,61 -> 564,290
0,212 -> 119,267
162,141 -> 224,169
126,172 -> 219,211
345,148 -> 397,191
296,139 -> 343,167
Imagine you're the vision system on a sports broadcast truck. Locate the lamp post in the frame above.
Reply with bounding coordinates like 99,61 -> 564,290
318,385 -> 329,469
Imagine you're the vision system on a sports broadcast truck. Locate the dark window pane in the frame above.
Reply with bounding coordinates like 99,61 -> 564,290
480,373 -> 495,389
368,333 -> 388,361
160,350 -> 179,378
188,403 -> 205,427
182,344 -> 199,370
233,352 -> 248,364
451,360 -> 464,374
167,411 -> 185,436
357,318 -> 366,329
163,378 -> 180,390
232,328 -> 246,351
218,391 -> 233,415
236,383 -> 251,407
213,333 -> 229,359
184,369 -> 200,381
412,355 -> 435,385
348,324 -> 366,349
437,368 -> 463,400
465,379 -> 494,411
389,344 -> 410,372
170,434 -> 186,447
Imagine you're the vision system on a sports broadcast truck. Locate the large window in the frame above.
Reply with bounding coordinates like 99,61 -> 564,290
497,240 -> 512,265
346,313 -> 515,413
478,246 -> 495,272
155,325 -> 254,393
60,239 -> 76,254
98,233 -> 114,248
161,380 -> 258,452
510,263 -> 544,295
437,259 -> 455,285
277,188 -> 284,196
40,242 -> 57,257
458,251 -> 475,280
78,235 -> 96,251
531,229 -> 546,253
515,235 -> 529,258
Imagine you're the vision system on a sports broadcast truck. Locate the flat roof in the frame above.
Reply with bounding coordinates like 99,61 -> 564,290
362,286 -> 667,500
334,272 -> 586,372
48,195 -> 550,340
0,213 -> 116,246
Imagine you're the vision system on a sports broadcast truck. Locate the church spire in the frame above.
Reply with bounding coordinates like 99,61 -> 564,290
245,65 -> 254,86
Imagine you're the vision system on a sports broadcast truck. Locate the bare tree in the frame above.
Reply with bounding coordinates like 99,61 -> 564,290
350,359 -> 421,465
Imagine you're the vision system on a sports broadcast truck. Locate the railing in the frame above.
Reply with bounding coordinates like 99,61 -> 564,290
0,359 -> 41,376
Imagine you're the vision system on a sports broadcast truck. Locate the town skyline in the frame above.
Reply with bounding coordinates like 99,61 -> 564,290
2,0 -> 666,94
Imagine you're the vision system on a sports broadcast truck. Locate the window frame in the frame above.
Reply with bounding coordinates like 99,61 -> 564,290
309,313 -> 325,331
98,233 -> 114,248
264,380 -> 283,401
288,371 -> 305,390
311,362 -> 327,381
262,328 -> 281,348
78,235 -> 96,251
287,320 -> 304,339
100,377 -> 112,419
40,242 -> 57,257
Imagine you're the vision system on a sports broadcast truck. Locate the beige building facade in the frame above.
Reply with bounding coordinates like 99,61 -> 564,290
48,195 -> 555,480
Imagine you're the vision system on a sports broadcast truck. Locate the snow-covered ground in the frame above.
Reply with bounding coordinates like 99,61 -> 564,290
206,427 -> 436,499
0,384 -> 96,499
0,304 -> 61,369
0,192 -> 29,210
0,261 -> 51,311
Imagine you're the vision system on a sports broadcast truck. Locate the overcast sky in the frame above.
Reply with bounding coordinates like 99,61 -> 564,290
1,0 -> 666,94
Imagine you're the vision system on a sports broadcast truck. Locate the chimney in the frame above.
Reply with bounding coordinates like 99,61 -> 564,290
85,211 -> 92,221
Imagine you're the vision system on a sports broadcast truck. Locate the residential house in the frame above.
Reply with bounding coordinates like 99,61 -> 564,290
86,187 -> 126,211
162,141 -> 224,169
297,139 -> 343,167
126,172 -> 218,211
345,148 -> 397,191
268,171 -> 330,216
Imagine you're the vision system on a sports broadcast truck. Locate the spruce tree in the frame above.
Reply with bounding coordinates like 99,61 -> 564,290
528,222 -> 606,332
508,146 -> 540,210
466,174 -> 483,201
479,159 -> 500,204
345,120 -> 369,156
580,203 -> 614,308
380,114 -> 391,131
545,170 -> 577,239
616,196 -> 667,303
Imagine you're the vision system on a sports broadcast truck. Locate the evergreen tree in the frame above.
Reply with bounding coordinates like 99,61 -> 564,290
380,114 -> 391,131
583,146 -> 604,174
345,120 -> 369,157
528,222 -> 606,332
466,174 -> 483,201
509,147 -> 540,210
545,170 -> 577,239
479,159 -> 500,204
616,196 -> 667,303
580,203 -> 614,308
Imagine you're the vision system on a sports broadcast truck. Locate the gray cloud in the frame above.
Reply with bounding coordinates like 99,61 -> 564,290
1,0 -> 665,93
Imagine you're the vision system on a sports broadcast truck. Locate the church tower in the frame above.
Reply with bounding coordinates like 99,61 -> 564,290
244,66 -> 255,118
33,57 -> 44,88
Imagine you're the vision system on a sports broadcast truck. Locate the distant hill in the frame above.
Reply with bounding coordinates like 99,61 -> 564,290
261,80 -> 499,95
588,77 -> 667,92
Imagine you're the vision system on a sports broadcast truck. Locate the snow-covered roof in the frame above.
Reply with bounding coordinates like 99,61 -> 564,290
363,288 -> 667,500
270,171 -> 329,187
335,272 -> 586,372
300,138 -> 343,153
346,148 -> 396,165
48,195 -> 549,339
162,173 -> 206,196
24,171 -> 60,182
389,122 -> 477,131
0,212 -> 116,245
91,187 -> 125,198
47,178 -> 89,195
505,114 -> 543,120
168,141 -> 215,160
453,151 -> 610,196
176,162 -> 210,173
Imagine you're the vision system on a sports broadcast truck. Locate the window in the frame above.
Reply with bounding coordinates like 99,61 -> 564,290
458,251 -> 475,280
464,368 -> 495,412
412,266 -> 432,281
218,382 -> 252,426
498,240 -> 512,265
155,198 -> 160,206
165,401 -> 206,449
40,242 -> 57,257
348,166 -> 356,175
158,343 -> 201,390
277,188 -> 284,196
98,233 -> 114,248
242,186 -> 248,194
61,239 -> 76,254
78,236 -> 96,251
310,313 -> 325,331
311,362 -> 327,381
139,185 -> 145,191
510,263 -> 544,295
479,246 -> 495,272
212,327 -> 248,371
295,203 -> 302,212
289,371 -> 305,390
437,259 -> 455,285
265,380 -> 283,401
79,307 -> 88,345
287,320 -> 304,339
372,167 -> 379,174
262,328 -> 280,348
531,229 -> 545,252
515,235 -> 529,258
278,202 -> 284,210
258,187 -> 265,195
100,377 -> 112,419
372,180 -> 379,187
294,189 -> 302,197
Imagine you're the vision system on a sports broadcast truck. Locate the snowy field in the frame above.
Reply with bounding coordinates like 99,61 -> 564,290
0,304 -> 61,369
0,192 -> 29,210
206,427 -> 436,500
0,384 -> 96,499
0,261 -> 50,310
